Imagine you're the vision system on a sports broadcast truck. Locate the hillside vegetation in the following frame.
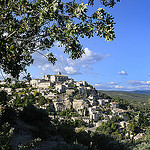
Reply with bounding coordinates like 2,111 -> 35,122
98,90 -> 150,112
128,90 -> 150,95
99,90 -> 150,103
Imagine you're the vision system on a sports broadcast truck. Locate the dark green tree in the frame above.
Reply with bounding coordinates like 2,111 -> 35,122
0,0 -> 120,78
0,90 -> 8,105
22,73 -> 32,85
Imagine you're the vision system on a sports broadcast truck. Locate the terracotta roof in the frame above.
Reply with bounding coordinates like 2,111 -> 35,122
54,74 -> 68,77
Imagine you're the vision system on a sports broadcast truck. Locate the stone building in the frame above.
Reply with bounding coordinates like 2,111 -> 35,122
42,74 -> 51,80
110,102 -> 119,108
38,81 -> 52,89
50,72 -> 68,83
30,79 -> 43,88
42,72 -> 69,83
55,84 -> 66,93
98,99 -> 105,105
75,81 -> 88,87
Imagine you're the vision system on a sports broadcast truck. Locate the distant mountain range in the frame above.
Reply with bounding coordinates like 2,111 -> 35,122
127,90 -> 150,95
98,90 -> 150,103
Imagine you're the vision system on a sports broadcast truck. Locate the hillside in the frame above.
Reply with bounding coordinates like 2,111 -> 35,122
98,90 -> 150,103
128,90 -> 150,95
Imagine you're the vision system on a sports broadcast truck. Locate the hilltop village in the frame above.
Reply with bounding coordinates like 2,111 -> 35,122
0,72 -> 150,149
1,73 -> 136,132
30,72 -> 130,128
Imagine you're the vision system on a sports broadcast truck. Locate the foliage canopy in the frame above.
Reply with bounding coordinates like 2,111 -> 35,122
0,0 -> 120,78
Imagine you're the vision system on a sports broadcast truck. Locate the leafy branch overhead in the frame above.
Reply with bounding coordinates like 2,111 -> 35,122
0,0 -> 120,78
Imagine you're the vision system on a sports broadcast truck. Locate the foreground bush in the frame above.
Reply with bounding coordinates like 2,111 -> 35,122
52,143 -> 87,150
0,106 -> 17,125
0,122 -> 14,150
57,120 -> 76,143
19,104 -> 55,139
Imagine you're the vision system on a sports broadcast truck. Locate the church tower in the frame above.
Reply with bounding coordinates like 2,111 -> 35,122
58,71 -> 61,75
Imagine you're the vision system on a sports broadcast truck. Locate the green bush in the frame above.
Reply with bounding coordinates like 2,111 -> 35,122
75,129 -> 91,147
19,104 -> 49,124
0,90 -> 9,105
0,106 -> 17,125
0,122 -> 14,150
19,104 -> 55,139
73,119 -> 84,127
17,138 -> 41,150
91,132 -> 127,150
52,143 -> 87,150
57,120 -> 76,143
32,121 -> 55,139
37,95 -> 47,105
105,140 -> 127,150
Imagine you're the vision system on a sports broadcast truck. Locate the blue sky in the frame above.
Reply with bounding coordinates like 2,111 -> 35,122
27,0 -> 150,91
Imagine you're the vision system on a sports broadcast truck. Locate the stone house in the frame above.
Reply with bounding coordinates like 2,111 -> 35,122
112,108 -> 127,116
82,116 -> 90,123
50,72 -> 68,83
3,88 -> 12,95
88,106 -> 100,115
66,89 -> 74,95
55,84 -> 66,93
98,99 -> 105,105
53,101 -> 65,111
30,79 -> 44,88
119,121 -> 129,128
42,74 -> 51,80
90,111 -> 99,121
133,133 -> 145,141
42,72 -> 69,83
77,87 -> 87,94
38,81 -> 52,89
104,99 -> 111,103
73,99 -> 90,113
75,81 -> 88,87
110,102 -> 119,108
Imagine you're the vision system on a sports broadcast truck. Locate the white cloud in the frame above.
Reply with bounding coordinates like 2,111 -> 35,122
81,48 -> 106,62
108,82 -> 119,85
94,82 -> 119,90
94,83 -> 112,90
81,48 -> 110,67
118,71 -> 128,75
66,48 -> 109,73
95,79 -> 150,91
115,85 -> 123,89
95,82 -> 138,91
38,65 -> 42,68
64,66 -> 78,75
31,47 -> 109,76
126,80 -> 150,86
95,81 -> 125,90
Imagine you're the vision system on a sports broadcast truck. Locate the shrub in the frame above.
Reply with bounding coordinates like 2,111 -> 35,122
0,90 -> 9,105
19,104 -> 55,139
32,121 -> 55,139
17,138 -> 41,150
52,143 -> 87,150
19,104 -> 49,124
57,120 -> 76,143
0,122 -> 14,150
75,129 -> 91,147
0,106 -> 17,125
